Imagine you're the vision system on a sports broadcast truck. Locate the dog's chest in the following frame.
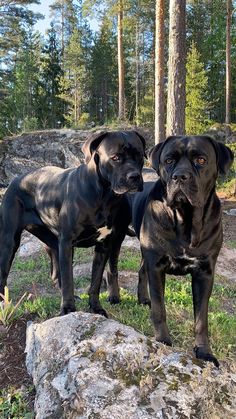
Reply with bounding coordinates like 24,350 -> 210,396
96,225 -> 112,241
73,209 -> 113,246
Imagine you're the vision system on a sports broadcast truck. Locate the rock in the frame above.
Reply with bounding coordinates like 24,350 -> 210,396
0,129 -> 90,184
25,312 -> 236,419
205,123 -> 236,144
0,128 -> 155,185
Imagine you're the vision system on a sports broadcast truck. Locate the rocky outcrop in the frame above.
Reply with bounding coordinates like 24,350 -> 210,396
25,312 -> 236,419
0,129 -> 90,185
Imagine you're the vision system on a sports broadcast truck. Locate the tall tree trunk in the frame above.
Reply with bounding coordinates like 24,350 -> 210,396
225,0 -> 232,127
166,0 -> 186,136
155,0 -> 165,144
118,0 -> 125,121
135,22 -> 140,126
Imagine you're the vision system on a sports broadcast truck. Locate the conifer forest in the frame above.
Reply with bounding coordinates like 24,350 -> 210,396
0,0 -> 236,141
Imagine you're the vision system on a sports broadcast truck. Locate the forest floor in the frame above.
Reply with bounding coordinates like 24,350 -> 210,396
0,194 -> 235,417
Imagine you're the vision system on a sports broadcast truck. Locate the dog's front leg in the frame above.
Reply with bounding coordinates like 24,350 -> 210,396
89,244 -> 109,317
144,251 -> 172,346
191,271 -> 219,367
59,236 -> 76,315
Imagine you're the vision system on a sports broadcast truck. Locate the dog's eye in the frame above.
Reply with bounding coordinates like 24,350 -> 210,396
165,158 -> 175,165
195,157 -> 206,165
111,155 -> 120,162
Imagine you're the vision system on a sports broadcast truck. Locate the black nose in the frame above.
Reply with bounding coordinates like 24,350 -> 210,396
172,171 -> 191,182
126,171 -> 141,183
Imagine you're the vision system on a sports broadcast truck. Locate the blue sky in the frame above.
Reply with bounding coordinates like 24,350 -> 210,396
31,0 -> 53,34
31,0 -> 99,35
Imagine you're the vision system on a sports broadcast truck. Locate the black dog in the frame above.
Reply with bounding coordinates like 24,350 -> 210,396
0,130 -> 146,316
110,135 -> 233,367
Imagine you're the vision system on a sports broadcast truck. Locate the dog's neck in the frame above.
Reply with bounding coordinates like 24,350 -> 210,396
173,186 -> 219,248
82,160 -> 115,205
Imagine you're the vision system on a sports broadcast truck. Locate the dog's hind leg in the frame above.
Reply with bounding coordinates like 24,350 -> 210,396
26,225 -> 61,287
0,205 -> 23,295
138,259 -> 151,307
44,245 -> 60,287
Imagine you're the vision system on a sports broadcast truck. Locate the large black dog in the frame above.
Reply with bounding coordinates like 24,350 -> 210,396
109,135 -> 234,367
0,130 -> 146,316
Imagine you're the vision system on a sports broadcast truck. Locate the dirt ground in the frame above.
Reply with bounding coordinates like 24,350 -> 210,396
0,197 -> 235,412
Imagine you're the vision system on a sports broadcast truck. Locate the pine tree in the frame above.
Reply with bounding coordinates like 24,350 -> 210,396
89,17 -> 117,123
185,43 -> 209,135
38,24 -> 65,128
59,28 -> 87,127
166,0 -> 186,136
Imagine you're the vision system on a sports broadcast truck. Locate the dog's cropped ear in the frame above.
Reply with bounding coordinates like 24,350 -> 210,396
148,142 -> 165,174
215,141 -> 234,174
133,131 -> 147,158
82,131 -> 108,163
148,136 -> 179,174
206,137 -> 234,174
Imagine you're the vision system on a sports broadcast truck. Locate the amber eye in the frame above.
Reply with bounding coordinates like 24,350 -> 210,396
195,157 -> 206,165
111,155 -> 120,161
165,158 -> 174,164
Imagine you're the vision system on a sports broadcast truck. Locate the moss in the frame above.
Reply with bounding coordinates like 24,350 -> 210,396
115,367 -> 143,386
168,380 -> 179,391
80,324 -> 96,340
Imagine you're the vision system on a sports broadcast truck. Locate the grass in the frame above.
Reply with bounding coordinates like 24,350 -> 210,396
226,239 -> 236,249
5,247 -> 236,358
1,232 -> 236,414
0,387 -> 34,419
4,247 -> 236,361
118,248 -> 141,271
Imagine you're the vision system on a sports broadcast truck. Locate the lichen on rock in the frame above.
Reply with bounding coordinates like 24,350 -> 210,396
25,312 -> 236,419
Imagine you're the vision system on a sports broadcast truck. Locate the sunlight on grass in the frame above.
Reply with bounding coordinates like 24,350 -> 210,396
5,250 -> 236,361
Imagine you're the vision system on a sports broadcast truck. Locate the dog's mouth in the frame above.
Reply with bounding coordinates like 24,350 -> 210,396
167,183 -> 200,208
112,179 -> 143,195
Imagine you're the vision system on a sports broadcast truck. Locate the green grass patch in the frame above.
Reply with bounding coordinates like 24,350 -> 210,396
20,295 -> 61,319
5,250 -> 236,361
17,280 -> 235,360
216,143 -> 236,195
73,247 -> 94,264
118,249 -> 141,271
0,387 -> 34,419
226,239 -> 236,249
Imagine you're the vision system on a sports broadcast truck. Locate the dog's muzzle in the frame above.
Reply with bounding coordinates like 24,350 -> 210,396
126,171 -> 143,192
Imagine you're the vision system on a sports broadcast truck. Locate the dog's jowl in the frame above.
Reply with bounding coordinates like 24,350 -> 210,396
0,130 -> 146,317
131,135 -> 234,367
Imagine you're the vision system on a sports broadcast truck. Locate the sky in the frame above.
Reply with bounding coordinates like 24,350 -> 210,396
31,0 -> 53,35
30,0 -> 99,35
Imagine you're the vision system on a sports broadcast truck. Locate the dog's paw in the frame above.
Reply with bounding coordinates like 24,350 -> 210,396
194,347 -> 219,368
107,295 -> 120,305
139,297 -> 151,308
60,305 -> 76,316
89,306 -> 108,318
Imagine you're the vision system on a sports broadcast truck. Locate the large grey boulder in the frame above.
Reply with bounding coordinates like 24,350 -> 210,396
0,129 -> 90,185
25,312 -> 236,419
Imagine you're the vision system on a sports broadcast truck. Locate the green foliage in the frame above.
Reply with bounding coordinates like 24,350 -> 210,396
59,27 -> 89,128
118,249 -> 141,271
0,387 -> 34,418
23,116 -> 39,132
217,142 -> 236,195
0,287 -> 28,327
138,95 -> 154,128
185,43 -> 210,135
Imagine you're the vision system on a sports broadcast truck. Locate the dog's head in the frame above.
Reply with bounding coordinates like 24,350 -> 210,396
149,135 -> 234,208
82,130 -> 146,194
